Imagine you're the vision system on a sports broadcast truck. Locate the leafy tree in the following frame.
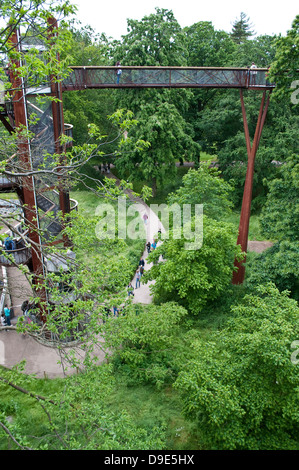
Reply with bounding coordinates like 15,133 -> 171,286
260,154 -> 299,241
116,7 -> 186,67
0,0 -> 76,91
167,164 -> 234,220
62,25 -> 117,147
247,241 -> 299,300
184,21 -> 236,67
230,12 -> 255,44
183,21 -> 237,155
104,302 -> 188,387
116,98 -> 199,194
144,215 -> 243,314
215,92 -> 297,209
269,15 -> 299,102
0,364 -> 166,449
112,8 -> 198,192
175,284 -> 299,449
230,34 -> 277,67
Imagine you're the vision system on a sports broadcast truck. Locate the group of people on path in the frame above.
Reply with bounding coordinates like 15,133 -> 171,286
100,163 -> 111,174
0,298 -> 36,330
129,237 -> 158,295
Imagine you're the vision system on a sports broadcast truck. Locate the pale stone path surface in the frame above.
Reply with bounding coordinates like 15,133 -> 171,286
104,171 -> 165,305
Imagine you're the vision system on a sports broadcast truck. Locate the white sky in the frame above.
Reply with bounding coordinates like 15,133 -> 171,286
72,0 -> 298,39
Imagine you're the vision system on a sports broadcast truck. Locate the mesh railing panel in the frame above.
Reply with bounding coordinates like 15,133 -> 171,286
62,67 -> 272,90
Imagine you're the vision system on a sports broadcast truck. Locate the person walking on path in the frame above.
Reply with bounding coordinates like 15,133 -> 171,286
127,282 -> 134,297
113,306 -> 118,316
139,257 -> 145,267
146,241 -> 151,254
4,304 -> 11,326
135,269 -> 141,289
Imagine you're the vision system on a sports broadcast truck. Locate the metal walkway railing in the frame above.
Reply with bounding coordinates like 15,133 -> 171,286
62,66 -> 274,91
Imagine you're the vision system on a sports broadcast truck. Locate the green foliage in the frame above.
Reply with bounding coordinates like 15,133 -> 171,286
260,154 -> 299,241
184,21 -> 236,67
167,164 -> 234,220
269,15 -> 299,101
0,0 -> 76,92
104,302 -> 188,388
175,284 -> 299,449
0,364 -> 166,450
247,240 -> 299,300
116,99 -> 199,192
1,1 -> 298,452
145,215 -> 243,313
116,8 -> 187,67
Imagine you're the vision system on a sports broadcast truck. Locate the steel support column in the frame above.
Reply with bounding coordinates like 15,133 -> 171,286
232,89 -> 272,284
8,30 -> 48,320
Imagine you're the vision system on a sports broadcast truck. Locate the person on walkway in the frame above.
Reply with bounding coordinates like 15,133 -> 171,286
143,213 -> 148,224
135,269 -> 141,288
113,306 -> 118,316
127,282 -> 134,297
21,300 -> 29,315
4,304 -> 11,326
102,306 -> 110,323
151,240 -> 157,251
146,241 -> 151,254
4,237 -> 14,251
115,61 -> 122,84
139,265 -> 144,276
250,62 -> 257,85
139,257 -> 145,267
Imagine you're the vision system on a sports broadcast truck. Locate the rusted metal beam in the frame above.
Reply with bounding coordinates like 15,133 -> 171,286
0,113 -> 14,134
8,29 -> 48,318
232,90 -> 271,284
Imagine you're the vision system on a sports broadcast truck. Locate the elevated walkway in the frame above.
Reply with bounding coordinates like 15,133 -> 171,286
62,66 -> 274,91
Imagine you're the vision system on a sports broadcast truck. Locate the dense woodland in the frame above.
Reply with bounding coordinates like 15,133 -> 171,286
0,1 -> 298,451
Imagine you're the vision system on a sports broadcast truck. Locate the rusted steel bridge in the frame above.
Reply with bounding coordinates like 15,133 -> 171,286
62,66 -> 273,91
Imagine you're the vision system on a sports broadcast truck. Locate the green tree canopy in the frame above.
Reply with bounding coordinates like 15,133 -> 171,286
260,154 -> 299,241
269,15 -> 299,102
247,240 -> 299,300
145,215 -> 242,313
175,283 -> 299,449
167,164 -> 234,220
